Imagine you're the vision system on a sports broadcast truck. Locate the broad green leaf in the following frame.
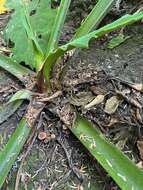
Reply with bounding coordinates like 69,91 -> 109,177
107,33 -> 130,49
31,0 -> 57,54
0,54 -> 34,85
5,0 -> 57,70
72,115 -> 143,190
5,1 -> 40,69
0,118 -> 31,187
43,12 -> 143,83
8,89 -> 33,103
73,0 -> 115,39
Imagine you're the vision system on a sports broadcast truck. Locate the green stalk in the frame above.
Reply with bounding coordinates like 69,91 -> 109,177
39,0 -> 71,89
0,118 -> 31,188
73,0 -> 115,39
72,116 -> 143,190
46,0 -> 71,56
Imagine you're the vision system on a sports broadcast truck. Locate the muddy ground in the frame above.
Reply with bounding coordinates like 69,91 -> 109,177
0,1 -> 143,190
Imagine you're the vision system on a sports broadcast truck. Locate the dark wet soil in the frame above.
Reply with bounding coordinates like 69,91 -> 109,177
0,1 -> 143,190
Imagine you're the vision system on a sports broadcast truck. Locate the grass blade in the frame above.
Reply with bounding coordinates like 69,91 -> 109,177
73,0 -> 115,39
72,116 -> 143,190
0,118 -> 31,187
46,0 -> 71,55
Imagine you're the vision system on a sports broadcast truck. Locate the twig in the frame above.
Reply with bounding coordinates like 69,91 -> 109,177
37,91 -> 62,102
57,134 -> 84,183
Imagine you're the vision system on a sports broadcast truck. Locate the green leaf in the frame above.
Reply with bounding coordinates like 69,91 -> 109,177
5,0 -> 57,70
43,12 -> 143,83
0,89 -> 33,124
73,0 -> 115,39
0,100 -> 22,124
31,0 -> 57,54
0,99 -> 45,188
107,33 -> 130,49
46,0 -> 71,56
39,0 -> 71,89
0,54 -> 34,85
72,115 -> 143,190
8,89 -> 33,103
0,118 -> 31,187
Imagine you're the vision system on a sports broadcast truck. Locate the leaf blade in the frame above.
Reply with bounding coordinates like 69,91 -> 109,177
8,89 -> 33,103
72,115 -> 143,190
0,118 -> 31,187
43,12 -> 143,83
73,0 -> 115,39
0,54 -> 34,84
0,100 -> 22,124
46,0 -> 71,56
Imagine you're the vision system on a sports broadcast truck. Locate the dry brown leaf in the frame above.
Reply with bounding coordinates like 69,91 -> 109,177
132,108 -> 143,123
90,85 -> 107,95
69,92 -> 93,106
104,96 -> 122,114
84,95 -> 105,109
106,117 -> 121,127
137,141 -> 143,160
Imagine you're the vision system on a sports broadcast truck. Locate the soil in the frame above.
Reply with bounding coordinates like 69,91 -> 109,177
0,1 -> 143,190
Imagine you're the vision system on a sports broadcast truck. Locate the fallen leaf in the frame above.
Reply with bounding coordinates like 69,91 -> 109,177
104,96 -> 122,114
137,141 -> 143,160
132,108 -> 143,123
69,91 -> 94,106
106,117 -> 121,127
84,95 -> 105,109
90,85 -> 107,95
107,33 -> 130,49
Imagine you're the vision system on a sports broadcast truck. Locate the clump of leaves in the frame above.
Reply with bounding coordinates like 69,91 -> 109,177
0,0 -> 143,189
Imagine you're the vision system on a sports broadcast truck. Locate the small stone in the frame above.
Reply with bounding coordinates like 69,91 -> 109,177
38,132 -> 47,140
50,134 -> 56,139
